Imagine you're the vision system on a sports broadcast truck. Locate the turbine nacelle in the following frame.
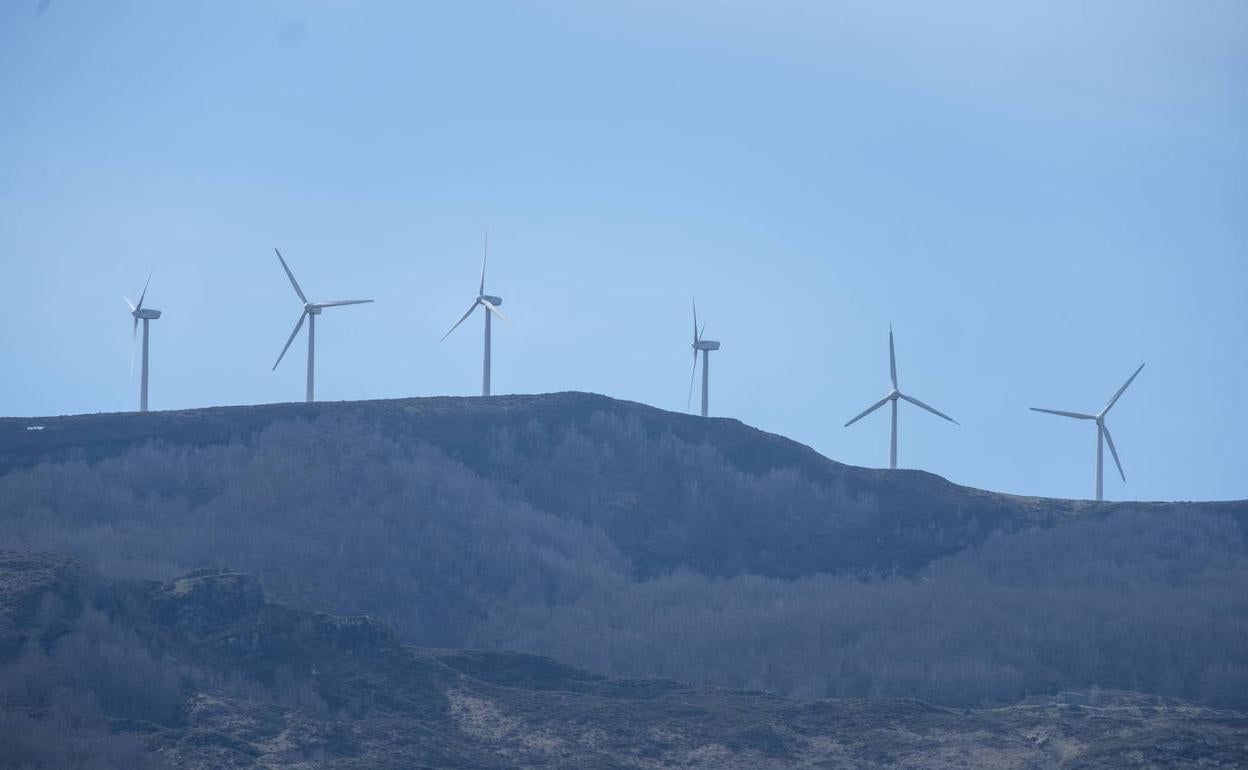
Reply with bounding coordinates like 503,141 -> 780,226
694,340 -> 720,351
133,307 -> 162,320
479,294 -> 503,307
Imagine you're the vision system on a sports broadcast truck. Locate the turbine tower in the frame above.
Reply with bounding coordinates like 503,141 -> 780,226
124,270 -> 161,413
687,300 -> 721,418
1030,363 -> 1144,501
844,326 -> 958,469
271,248 -> 374,403
442,234 -> 509,397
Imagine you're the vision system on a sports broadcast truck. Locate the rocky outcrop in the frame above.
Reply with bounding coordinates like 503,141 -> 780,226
154,568 -> 266,633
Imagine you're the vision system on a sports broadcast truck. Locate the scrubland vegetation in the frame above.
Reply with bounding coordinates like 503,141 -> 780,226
0,601 -> 176,770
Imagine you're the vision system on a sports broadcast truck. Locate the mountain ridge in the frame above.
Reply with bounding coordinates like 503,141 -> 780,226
1,391 -> 1238,510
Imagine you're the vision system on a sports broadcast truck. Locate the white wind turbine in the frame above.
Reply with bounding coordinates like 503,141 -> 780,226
271,248 -> 374,403
441,234 -> 509,397
844,326 -> 958,469
124,270 -> 161,413
687,300 -> 721,418
1031,363 -> 1145,502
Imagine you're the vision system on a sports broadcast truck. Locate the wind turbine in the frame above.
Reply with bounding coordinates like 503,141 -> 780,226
271,248 -> 374,403
1030,363 -> 1144,501
441,233 -> 509,397
844,326 -> 958,469
123,270 -> 161,413
687,300 -> 721,418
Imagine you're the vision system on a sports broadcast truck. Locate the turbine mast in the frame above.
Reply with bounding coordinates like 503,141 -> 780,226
140,318 -> 150,412
889,398 -> 898,470
1095,422 -> 1104,502
306,312 -> 316,403
483,307 -> 492,397
701,348 -> 710,418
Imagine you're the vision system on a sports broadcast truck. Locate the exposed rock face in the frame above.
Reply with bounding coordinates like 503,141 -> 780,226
312,614 -> 397,654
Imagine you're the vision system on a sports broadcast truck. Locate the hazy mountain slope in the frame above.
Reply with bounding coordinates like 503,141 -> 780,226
2,552 -> 1246,770
1,393 -> 1245,707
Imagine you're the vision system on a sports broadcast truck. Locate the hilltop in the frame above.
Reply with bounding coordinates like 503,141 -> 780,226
2,551 -> 1245,769
0,392 -> 1246,707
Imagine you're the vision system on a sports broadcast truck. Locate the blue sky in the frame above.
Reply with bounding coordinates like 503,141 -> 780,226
1,1 -> 1245,502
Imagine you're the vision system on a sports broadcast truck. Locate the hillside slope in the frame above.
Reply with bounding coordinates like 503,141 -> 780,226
2,552 -> 1245,770
2,392 -> 1242,578
1,393 -> 1246,706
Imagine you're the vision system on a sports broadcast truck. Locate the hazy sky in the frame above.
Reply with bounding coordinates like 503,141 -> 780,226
1,1 -> 1245,502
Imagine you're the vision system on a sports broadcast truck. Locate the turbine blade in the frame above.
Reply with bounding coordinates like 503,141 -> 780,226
889,326 -> 897,389
314,299 -> 374,308
123,295 -> 136,313
136,269 -> 152,311
900,393 -> 959,424
479,231 -> 488,296
480,298 -> 510,324
129,316 -> 138,377
1029,407 -> 1096,420
1104,363 -> 1145,414
272,311 -> 307,370
1103,423 -> 1126,482
275,248 -> 307,304
687,349 -> 699,412
844,395 -> 890,428
692,298 -> 699,343
441,300 -> 480,341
